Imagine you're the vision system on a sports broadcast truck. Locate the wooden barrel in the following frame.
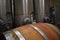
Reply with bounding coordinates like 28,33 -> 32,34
0,23 -> 60,40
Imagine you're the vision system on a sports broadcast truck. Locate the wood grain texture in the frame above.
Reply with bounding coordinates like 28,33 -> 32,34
15,23 -> 60,40
16,25 -> 44,40
3,23 -> 60,40
33,23 -> 60,40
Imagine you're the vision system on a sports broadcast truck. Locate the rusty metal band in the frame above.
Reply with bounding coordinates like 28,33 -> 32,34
13,29 -> 25,40
3,31 -> 15,40
30,24 -> 48,40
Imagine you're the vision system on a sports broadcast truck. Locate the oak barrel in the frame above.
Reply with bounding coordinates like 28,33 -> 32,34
0,23 -> 60,40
